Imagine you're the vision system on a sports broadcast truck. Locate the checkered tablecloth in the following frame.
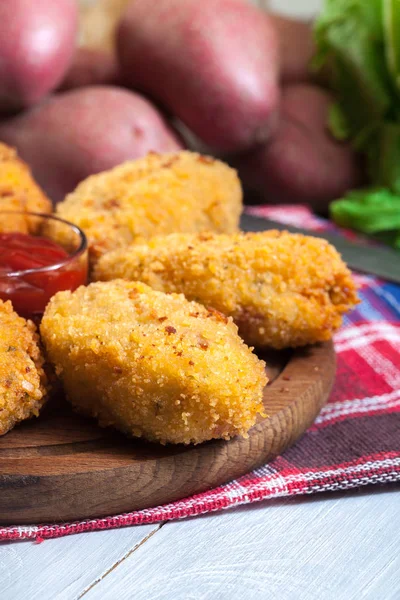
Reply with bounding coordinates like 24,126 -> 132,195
1,205 -> 399,542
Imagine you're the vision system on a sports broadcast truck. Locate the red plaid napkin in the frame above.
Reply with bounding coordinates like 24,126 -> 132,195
1,205 -> 399,542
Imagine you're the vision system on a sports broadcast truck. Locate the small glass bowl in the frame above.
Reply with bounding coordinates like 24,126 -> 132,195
0,211 -> 88,319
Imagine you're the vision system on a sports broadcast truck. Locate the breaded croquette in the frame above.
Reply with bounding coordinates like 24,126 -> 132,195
0,142 -> 52,233
56,151 -> 242,264
94,231 -> 359,349
0,300 -> 49,435
40,280 -> 267,445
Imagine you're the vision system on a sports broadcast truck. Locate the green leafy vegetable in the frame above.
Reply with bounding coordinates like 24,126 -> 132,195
328,103 -> 352,140
314,0 -> 392,141
314,0 -> 400,248
383,0 -> 400,95
331,188 -> 400,247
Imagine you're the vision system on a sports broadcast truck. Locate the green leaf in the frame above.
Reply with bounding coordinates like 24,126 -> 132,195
328,103 -> 351,140
331,187 -> 400,238
314,0 -> 394,145
383,0 -> 400,96
315,1 -> 400,248
369,122 -> 400,192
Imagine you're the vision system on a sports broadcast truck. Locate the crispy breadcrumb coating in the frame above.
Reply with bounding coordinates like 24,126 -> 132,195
0,300 -> 49,435
56,151 -> 242,264
0,142 -> 52,233
94,231 -> 359,349
40,280 -> 267,444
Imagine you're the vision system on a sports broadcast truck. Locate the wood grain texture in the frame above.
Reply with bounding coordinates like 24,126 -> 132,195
81,488 -> 400,600
0,342 -> 335,524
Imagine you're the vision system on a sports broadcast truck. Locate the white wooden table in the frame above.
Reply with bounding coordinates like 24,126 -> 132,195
2,488 -> 399,599
2,1 -> 400,598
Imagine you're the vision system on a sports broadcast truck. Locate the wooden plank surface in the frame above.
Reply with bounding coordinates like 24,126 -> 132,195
80,489 -> 400,600
1,524 -> 160,600
3,488 -> 397,599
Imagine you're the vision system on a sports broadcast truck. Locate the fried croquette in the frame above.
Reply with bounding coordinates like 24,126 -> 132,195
56,151 -> 242,264
94,231 -> 359,349
40,280 -> 267,445
0,142 -> 52,233
0,300 -> 49,435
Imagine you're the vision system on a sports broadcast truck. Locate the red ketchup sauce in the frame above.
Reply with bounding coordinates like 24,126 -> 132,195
0,232 -> 87,318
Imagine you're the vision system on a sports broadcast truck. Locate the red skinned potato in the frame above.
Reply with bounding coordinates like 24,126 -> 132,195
58,48 -> 122,91
0,86 -> 184,203
0,0 -> 78,112
270,15 -> 315,84
117,0 -> 279,152
233,85 -> 363,210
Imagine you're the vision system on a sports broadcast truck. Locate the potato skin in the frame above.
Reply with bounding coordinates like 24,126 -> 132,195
0,142 -> 52,233
0,300 -> 49,436
58,48 -> 122,91
0,0 -> 77,112
0,86 -> 184,203
117,0 -> 279,152
41,280 -> 267,445
56,150 -> 242,264
233,85 -> 363,210
271,15 -> 315,84
94,231 -> 359,349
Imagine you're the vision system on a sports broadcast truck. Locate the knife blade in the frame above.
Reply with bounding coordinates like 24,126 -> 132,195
240,213 -> 400,284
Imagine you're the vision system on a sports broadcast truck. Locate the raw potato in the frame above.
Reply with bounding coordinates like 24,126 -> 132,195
94,231 -> 359,349
0,300 -> 49,436
117,0 -> 279,152
0,142 -> 52,233
233,85 -> 363,210
271,14 -> 316,83
0,0 -> 77,111
69,0 -> 129,89
56,151 -> 242,263
0,86 -> 184,203
58,48 -> 122,91
41,280 -> 267,445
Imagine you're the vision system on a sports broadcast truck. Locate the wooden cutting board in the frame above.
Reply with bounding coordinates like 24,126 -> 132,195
0,341 -> 335,524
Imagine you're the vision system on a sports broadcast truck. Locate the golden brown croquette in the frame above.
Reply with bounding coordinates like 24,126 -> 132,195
56,151 -> 242,264
40,280 -> 267,445
0,300 -> 49,435
0,142 -> 52,233
94,231 -> 359,349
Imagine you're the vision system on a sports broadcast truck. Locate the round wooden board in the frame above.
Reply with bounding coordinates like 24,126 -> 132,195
0,341 -> 335,524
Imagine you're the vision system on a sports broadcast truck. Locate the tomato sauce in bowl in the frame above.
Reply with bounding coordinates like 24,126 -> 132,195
0,213 -> 87,319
